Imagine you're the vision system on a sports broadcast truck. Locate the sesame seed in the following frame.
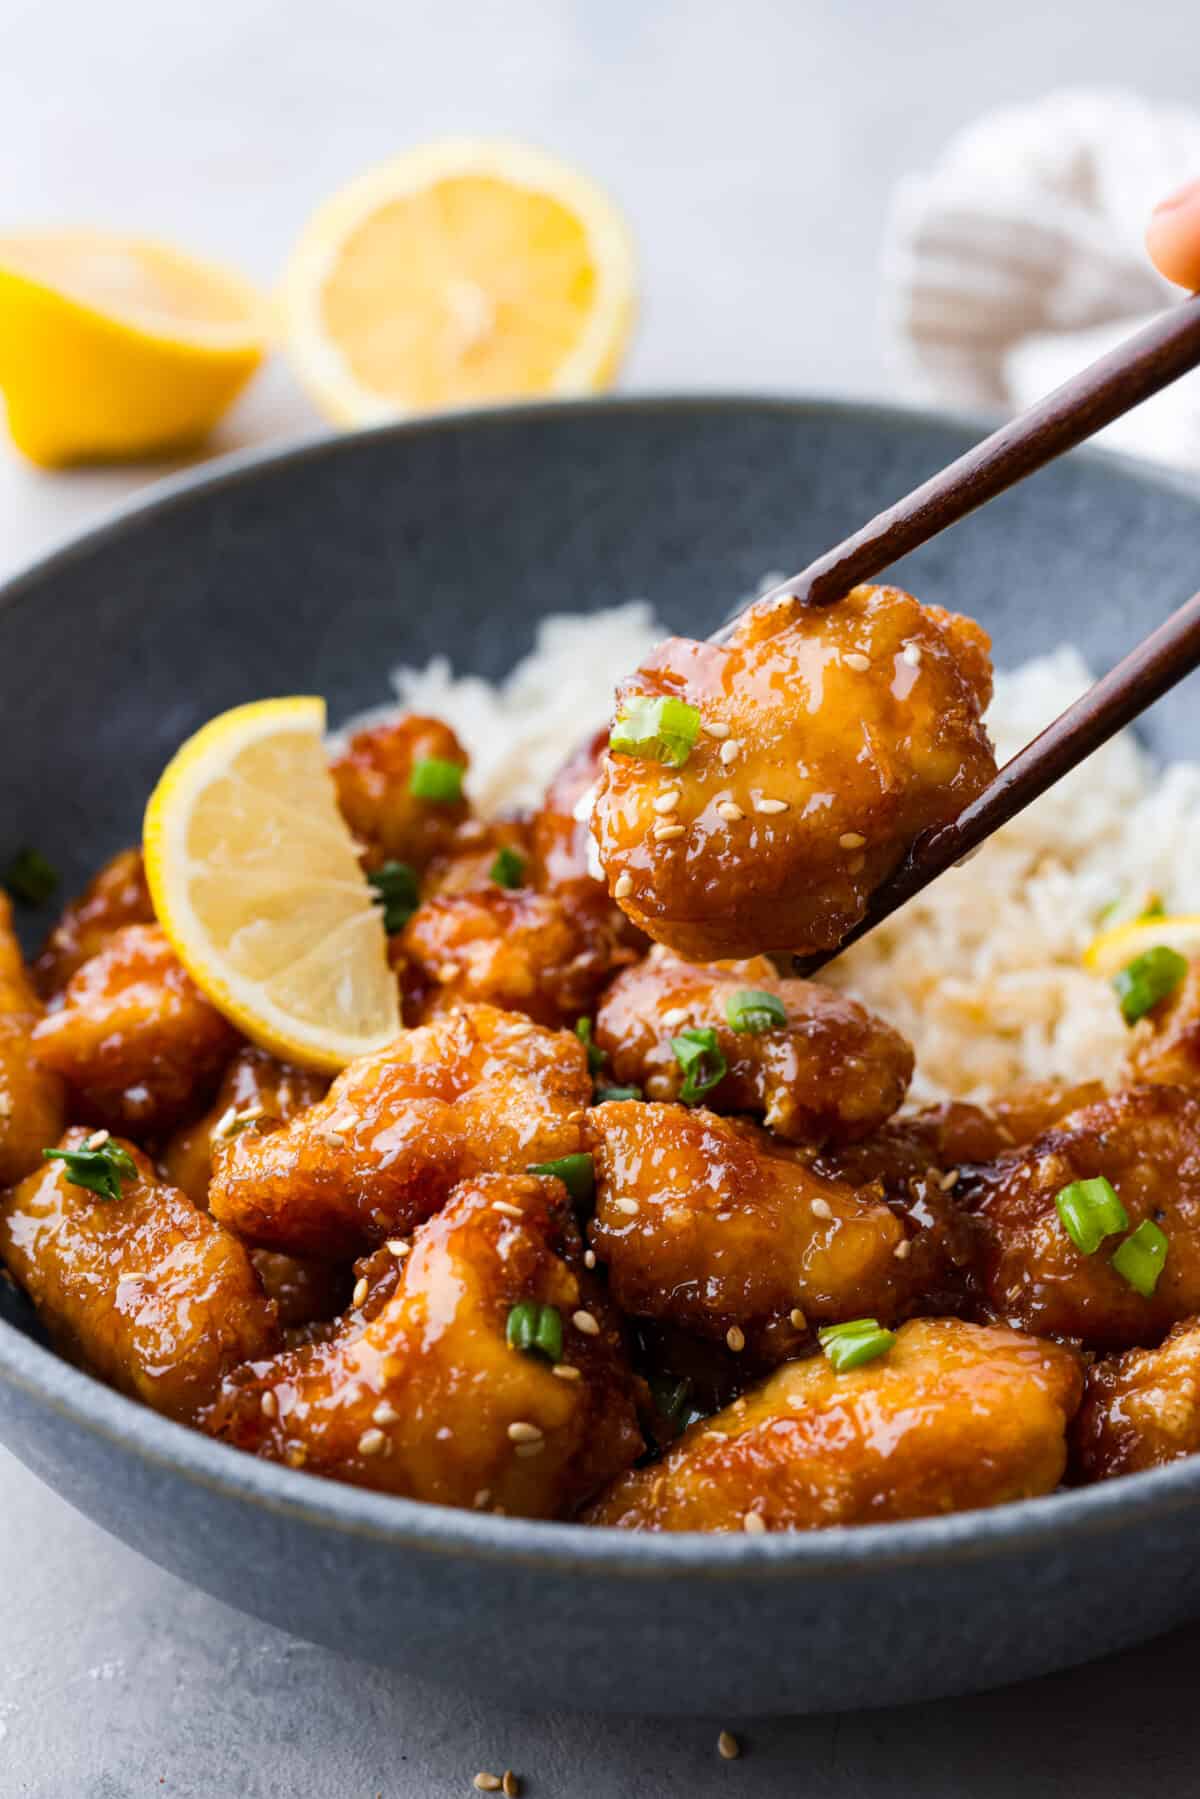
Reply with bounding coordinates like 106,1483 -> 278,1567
839,831 -> 866,849
614,872 -> 634,899
351,1276 -> 369,1309
492,1199 -> 524,1218
437,961 -> 459,983
503,1775 -> 521,1798
940,1168 -> 961,1191
507,1421 -> 544,1444
719,739 -> 740,766
742,1510 -> 767,1535
654,788 -> 682,814
811,1197 -> 833,1221
652,822 -> 686,842
753,797 -> 788,815
844,652 -> 871,672
718,1730 -> 741,1760
726,1325 -> 746,1353
84,1129 -> 111,1150
552,1363 -> 582,1382
386,1238 -> 409,1258
322,1128 -> 347,1149
583,1249 -> 597,1269
358,1428 -> 386,1457
894,1239 -> 912,1261
613,1196 -> 640,1216
473,1488 -> 491,1509
474,1777 -> 502,1794
703,721 -> 731,739
260,1391 -> 278,1419
903,643 -> 923,667
572,1309 -> 600,1336
789,1307 -> 807,1330
716,800 -> 745,822
661,1006 -> 688,1027
373,1401 -> 400,1426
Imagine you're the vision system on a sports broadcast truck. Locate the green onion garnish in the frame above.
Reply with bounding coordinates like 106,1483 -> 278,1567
527,1153 -> 596,1209
1113,946 -> 1187,1024
817,1318 -> 896,1372
506,1300 -> 564,1362
489,846 -> 526,888
1096,890 -> 1164,929
1054,1176 -> 1129,1256
367,860 -> 420,933
648,1374 -> 694,1436
725,989 -> 787,1034
1111,1219 -> 1169,1297
42,1138 -> 137,1202
593,1084 -> 643,1103
409,757 -> 464,803
609,696 -> 701,770
671,1027 -> 728,1105
575,1017 -> 605,1075
3,847 -> 59,907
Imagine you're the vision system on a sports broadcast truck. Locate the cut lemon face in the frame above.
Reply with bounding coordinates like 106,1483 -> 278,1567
1084,914 -> 1200,979
281,138 -> 636,424
0,231 -> 269,466
144,698 -> 399,1072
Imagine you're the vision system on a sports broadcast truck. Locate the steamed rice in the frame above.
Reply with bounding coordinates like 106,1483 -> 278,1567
339,607 -> 1200,1105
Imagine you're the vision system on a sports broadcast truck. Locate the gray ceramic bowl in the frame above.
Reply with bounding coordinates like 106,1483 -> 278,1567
2,397 -> 1200,1716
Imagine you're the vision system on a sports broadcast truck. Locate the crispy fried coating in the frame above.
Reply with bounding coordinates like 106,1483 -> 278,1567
592,584 -> 996,961
33,847 -> 154,998
330,715 -> 469,872
1126,956 -> 1200,1091
0,1129 -> 278,1420
584,1317 -> 1082,1531
974,1085 -> 1200,1347
595,948 -> 913,1143
162,1045 -> 329,1207
209,1003 -> 592,1258
586,1101 -> 921,1363
207,1173 -> 643,1516
31,924 -> 240,1136
421,816 -> 533,898
400,884 -> 639,1029
1072,1319 -> 1200,1481
0,894 -> 65,1185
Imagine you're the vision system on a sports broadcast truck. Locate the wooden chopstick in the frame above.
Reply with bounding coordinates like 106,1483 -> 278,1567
794,586 -> 1200,977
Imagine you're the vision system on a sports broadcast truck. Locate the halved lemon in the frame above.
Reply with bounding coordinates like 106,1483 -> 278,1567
0,230 -> 269,466
143,698 -> 399,1072
1084,913 -> 1200,979
281,138 -> 636,424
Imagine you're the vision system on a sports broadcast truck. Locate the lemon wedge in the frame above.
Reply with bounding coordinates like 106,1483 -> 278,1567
1084,914 -> 1200,979
0,230 -> 269,466
143,698 -> 399,1072
281,138 -> 636,424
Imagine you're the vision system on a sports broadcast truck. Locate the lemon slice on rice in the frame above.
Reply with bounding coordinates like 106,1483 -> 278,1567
143,698 -> 399,1071
1084,914 -> 1200,979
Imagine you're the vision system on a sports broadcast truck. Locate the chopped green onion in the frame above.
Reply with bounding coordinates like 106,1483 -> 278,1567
817,1318 -> 896,1372
725,989 -> 787,1034
489,846 -> 526,888
3,847 -> 59,907
1055,1176 -> 1129,1256
575,1017 -> 605,1075
409,756 -> 464,803
506,1301 -> 564,1362
1113,945 -> 1187,1024
527,1152 -> 596,1210
1096,890 -> 1164,929
648,1374 -> 694,1437
608,696 -> 701,770
367,860 -> 420,933
42,1138 -> 137,1203
671,1027 -> 728,1105
1111,1219 -> 1169,1297
593,1084 -> 643,1104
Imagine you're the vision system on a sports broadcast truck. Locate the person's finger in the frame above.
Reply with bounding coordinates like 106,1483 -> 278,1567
1146,178 -> 1200,290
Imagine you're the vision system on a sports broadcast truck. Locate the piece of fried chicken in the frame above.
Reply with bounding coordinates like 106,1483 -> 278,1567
0,893 -> 65,1186
1072,1319 -> 1200,1481
584,1317 -> 1081,1531
33,847 -> 155,998
207,1172 -> 643,1516
330,715 -> 470,873
591,583 -> 996,961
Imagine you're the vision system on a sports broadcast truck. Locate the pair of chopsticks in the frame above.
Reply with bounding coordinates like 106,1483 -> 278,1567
743,292 -> 1200,977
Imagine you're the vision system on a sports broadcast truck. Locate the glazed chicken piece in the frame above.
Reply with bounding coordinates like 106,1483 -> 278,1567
586,1101 -> 928,1364
209,1003 -> 592,1259
0,1129 -> 279,1420
594,948 -> 913,1143
1071,1320 -> 1200,1481
584,1317 -> 1082,1531
420,816 -> 533,898
529,728 -> 609,892
33,847 -> 154,998
162,1044 -> 329,1207
207,1172 -> 643,1516
0,894 -> 65,1186
974,1085 -> 1200,1348
330,715 -> 470,873
591,583 -> 996,961
1125,956 -> 1200,1090
31,923 -> 240,1137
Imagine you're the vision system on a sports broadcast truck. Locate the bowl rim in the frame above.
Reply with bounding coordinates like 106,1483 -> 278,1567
4,389 -> 1200,1578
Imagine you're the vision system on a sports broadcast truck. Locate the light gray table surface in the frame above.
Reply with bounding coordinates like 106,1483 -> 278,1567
4,2 -> 1200,1793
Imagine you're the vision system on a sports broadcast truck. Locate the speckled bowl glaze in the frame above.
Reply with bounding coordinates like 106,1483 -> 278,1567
2,398 -> 1200,1716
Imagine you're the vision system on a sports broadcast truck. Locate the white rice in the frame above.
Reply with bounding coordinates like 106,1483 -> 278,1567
340,608 -> 1200,1104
